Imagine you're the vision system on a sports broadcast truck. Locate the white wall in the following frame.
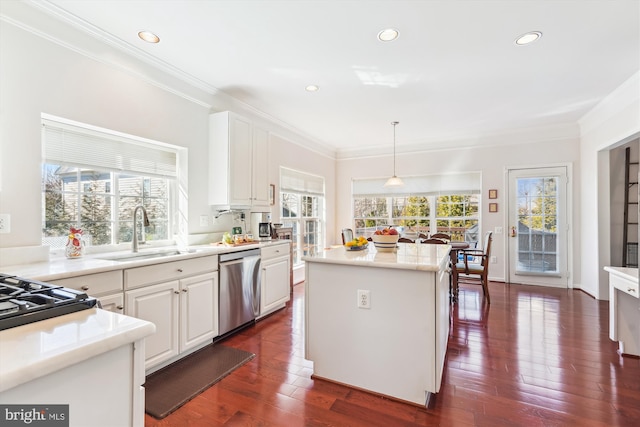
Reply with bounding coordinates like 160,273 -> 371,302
579,71 -> 640,299
337,137 -> 581,284
0,5 -> 334,260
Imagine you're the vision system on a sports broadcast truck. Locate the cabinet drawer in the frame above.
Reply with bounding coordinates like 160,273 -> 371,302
261,244 -> 290,261
125,255 -> 218,290
611,274 -> 639,298
51,270 -> 122,297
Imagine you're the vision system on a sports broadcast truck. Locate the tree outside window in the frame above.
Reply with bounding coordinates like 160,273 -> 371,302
353,194 -> 479,243
42,164 -> 171,249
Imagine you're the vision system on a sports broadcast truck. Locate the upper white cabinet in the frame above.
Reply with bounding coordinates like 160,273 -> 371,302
209,111 -> 269,208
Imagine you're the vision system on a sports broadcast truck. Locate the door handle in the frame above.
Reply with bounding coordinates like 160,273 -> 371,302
510,226 -> 517,237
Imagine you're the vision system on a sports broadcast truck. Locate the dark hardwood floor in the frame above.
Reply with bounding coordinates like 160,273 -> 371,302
145,281 -> 640,426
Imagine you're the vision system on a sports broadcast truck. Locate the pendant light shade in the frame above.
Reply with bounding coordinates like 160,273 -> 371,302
384,121 -> 404,187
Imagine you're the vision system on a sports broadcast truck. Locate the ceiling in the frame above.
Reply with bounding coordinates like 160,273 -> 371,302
28,1 -> 640,156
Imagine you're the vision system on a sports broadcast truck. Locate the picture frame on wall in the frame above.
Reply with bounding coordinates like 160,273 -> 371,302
488,189 -> 498,199
269,184 -> 275,206
489,202 -> 498,213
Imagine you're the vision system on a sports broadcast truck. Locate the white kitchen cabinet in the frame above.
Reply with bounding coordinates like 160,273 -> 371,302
251,126 -> 270,207
126,280 -> 180,370
209,111 -> 269,208
180,272 -> 218,351
98,292 -> 125,313
259,243 -> 290,318
605,266 -> 639,357
124,255 -> 219,372
50,269 -> 124,313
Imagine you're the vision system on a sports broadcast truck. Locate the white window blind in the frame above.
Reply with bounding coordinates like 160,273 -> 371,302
280,167 -> 324,195
42,117 -> 177,178
353,172 -> 481,197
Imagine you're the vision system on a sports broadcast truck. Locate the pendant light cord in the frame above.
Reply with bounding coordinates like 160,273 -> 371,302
392,121 -> 399,176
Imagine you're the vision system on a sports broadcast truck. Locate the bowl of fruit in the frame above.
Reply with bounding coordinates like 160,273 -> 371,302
371,227 -> 399,252
344,236 -> 369,251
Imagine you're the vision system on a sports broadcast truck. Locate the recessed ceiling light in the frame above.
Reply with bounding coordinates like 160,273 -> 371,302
377,28 -> 399,42
138,30 -> 160,44
515,31 -> 542,45
305,85 -> 319,92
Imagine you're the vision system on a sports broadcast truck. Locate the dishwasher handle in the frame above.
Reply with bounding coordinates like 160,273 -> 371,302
251,258 -> 262,316
218,258 -> 245,267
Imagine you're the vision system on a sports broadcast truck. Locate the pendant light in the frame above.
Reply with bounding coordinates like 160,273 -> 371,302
384,121 -> 404,187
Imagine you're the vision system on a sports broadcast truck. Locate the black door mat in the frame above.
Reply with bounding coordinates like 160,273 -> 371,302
144,344 -> 255,419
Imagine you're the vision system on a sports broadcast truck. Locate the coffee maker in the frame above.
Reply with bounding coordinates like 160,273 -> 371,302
250,212 -> 272,240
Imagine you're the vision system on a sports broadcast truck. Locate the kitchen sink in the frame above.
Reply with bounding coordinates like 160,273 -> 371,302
97,249 -> 199,262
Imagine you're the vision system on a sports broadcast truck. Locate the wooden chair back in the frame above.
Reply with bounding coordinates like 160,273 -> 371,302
430,233 -> 451,241
452,232 -> 493,303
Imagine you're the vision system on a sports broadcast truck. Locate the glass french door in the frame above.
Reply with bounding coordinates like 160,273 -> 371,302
508,166 -> 569,288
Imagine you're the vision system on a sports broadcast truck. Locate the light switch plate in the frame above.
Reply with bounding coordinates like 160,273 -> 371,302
0,214 -> 10,234
494,226 -> 503,234
199,215 -> 209,227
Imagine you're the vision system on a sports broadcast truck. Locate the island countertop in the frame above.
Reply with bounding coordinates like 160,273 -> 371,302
303,242 -> 450,271
0,308 -> 155,392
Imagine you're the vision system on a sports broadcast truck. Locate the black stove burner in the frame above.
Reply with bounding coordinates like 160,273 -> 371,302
0,273 -> 98,331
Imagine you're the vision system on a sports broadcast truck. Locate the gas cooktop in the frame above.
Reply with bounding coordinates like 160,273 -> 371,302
0,273 -> 98,331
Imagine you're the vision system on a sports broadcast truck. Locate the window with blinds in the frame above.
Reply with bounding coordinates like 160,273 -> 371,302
41,115 -> 180,250
352,172 -> 481,243
279,167 -> 325,266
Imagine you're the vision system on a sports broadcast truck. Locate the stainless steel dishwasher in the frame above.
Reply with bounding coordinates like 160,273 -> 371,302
218,249 -> 261,336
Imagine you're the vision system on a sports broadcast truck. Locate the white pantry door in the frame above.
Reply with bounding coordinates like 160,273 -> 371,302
507,166 -> 570,288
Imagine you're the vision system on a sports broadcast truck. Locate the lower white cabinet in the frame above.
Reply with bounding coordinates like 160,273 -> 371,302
126,280 -> 180,370
98,292 -> 125,313
260,244 -> 291,318
180,273 -> 218,351
125,271 -> 218,371
50,269 -> 124,314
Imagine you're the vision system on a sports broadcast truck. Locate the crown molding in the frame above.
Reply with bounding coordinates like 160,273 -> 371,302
12,0 -> 336,157
336,122 -> 580,160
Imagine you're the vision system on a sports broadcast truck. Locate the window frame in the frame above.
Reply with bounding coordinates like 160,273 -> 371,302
41,115 -> 183,253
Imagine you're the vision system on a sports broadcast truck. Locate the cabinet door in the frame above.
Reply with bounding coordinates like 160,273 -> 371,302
261,256 -> 290,315
229,115 -> 252,206
126,281 -> 180,370
99,293 -> 124,314
252,126 -> 270,207
180,272 -> 218,352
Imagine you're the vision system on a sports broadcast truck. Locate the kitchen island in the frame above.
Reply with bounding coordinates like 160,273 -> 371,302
303,242 -> 451,407
0,308 -> 155,427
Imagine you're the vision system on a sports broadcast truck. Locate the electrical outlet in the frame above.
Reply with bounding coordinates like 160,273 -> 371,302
357,289 -> 371,309
0,214 -> 10,234
490,256 -> 497,264
199,215 -> 209,227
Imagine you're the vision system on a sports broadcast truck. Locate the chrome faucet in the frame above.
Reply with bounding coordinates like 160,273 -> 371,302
132,205 -> 150,253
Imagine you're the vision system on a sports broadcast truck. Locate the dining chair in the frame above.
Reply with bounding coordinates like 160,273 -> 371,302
398,237 -> 415,243
452,231 -> 493,303
430,233 -> 451,241
341,228 -> 354,245
420,238 -> 447,244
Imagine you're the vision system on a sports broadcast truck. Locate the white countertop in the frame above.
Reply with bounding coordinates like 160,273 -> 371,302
303,242 -> 451,271
0,308 -> 155,392
604,266 -> 639,283
0,240 -> 290,281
